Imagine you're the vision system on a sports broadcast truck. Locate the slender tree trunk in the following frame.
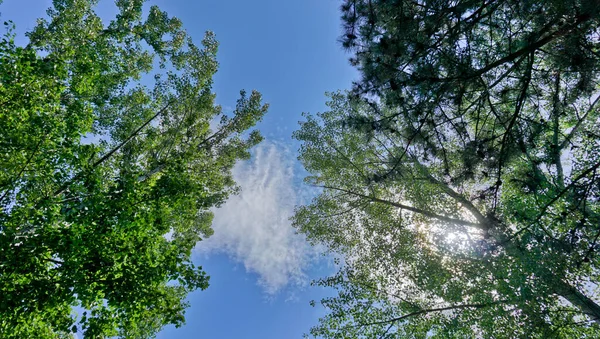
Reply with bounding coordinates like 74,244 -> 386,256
556,281 -> 600,325
491,229 -> 600,324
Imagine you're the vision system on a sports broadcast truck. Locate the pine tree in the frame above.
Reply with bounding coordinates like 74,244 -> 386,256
294,1 -> 600,337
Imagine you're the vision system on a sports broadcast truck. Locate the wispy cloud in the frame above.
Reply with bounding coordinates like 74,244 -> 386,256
196,142 -> 310,294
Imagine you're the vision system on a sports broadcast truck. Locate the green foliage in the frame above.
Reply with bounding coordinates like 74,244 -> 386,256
294,1 -> 600,337
0,1 -> 267,337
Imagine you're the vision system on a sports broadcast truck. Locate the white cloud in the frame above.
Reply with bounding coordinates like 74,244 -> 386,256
195,142 -> 310,294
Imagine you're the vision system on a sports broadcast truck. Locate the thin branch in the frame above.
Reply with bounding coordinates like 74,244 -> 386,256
316,185 -> 483,228
378,109 -> 432,181
471,15 -> 584,79
357,302 -> 501,328
509,159 -> 600,240
558,93 -> 600,151
552,73 -> 565,190
378,323 -> 394,339
409,156 -> 489,228
44,257 -> 64,265
329,141 -> 369,180
319,201 -> 369,220
493,52 -> 534,211
92,102 -> 172,169
54,101 -> 172,196
579,228 -> 600,268
0,139 -> 43,204
411,14 -> 588,84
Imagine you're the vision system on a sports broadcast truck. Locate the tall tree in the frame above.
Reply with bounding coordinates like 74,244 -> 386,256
294,0 -> 600,337
0,0 -> 267,338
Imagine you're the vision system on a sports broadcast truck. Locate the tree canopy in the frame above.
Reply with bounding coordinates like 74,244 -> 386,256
0,0 -> 267,337
294,0 -> 600,337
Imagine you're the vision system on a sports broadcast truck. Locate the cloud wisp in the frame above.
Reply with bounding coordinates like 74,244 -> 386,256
196,142 -> 309,294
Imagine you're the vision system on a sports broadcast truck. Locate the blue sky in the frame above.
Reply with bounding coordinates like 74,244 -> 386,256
0,0 -> 356,337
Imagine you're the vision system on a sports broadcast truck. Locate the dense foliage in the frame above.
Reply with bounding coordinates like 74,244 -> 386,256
294,0 -> 600,337
0,0 -> 267,337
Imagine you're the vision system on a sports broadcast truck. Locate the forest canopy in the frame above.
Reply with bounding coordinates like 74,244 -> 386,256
294,0 -> 600,338
0,0 -> 267,337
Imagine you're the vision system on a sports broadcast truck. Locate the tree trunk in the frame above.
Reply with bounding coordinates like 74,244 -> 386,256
492,232 -> 600,324
556,281 -> 600,325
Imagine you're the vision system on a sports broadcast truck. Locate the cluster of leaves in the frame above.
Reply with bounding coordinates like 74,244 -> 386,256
0,0 -> 267,337
294,0 -> 600,338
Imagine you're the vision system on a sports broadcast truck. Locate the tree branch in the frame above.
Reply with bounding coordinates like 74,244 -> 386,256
92,102 -> 173,169
357,302 -> 502,328
317,185 -> 483,228
556,281 -> 600,325
509,158 -> 600,240
54,101 -> 172,196
493,52 -> 534,210
470,15 -> 589,80
44,257 -> 64,265
410,156 -> 489,229
552,73 -> 565,190
559,93 -> 600,151
0,139 -> 42,205
411,14 -> 589,84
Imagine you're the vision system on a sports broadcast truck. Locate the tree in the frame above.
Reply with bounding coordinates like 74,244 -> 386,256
293,0 -> 600,337
0,0 -> 267,337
